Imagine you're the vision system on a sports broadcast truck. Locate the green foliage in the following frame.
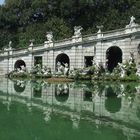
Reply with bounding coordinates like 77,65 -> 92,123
0,0 -> 140,48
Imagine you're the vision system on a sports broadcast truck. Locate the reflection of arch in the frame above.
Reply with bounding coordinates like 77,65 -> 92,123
33,87 -> 42,98
55,84 -> 69,103
106,46 -> 122,72
55,53 -> 70,70
14,59 -> 26,70
32,81 -> 42,98
14,80 -> 26,93
84,90 -> 92,102
105,86 -> 122,113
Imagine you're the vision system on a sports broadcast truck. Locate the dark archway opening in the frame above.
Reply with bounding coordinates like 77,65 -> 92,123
105,86 -> 122,113
14,60 -> 26,70
84,56 -> 93,67
33,87 -> 42,98
106,46 -> 122,72
34,56 -> 42,68
138,44 -> 140,55
56,53 -> 70,70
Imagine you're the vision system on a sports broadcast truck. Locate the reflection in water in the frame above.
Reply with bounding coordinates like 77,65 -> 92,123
55,84 -> 69,102
0,78 -> 140,140
105,86 -> 122,113
14,80 -> 26,93
84,90 -> 92,102
32,81 -> 42,98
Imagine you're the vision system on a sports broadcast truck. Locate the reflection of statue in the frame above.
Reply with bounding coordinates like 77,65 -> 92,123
43,107 -> 52,123
74,26 -> 83,37
57,84 -> 68,95
14,80 -> 26,93
16,80 -> 25,88
46,32 -> 53,42
71,114 -> 80,129
55,84 -> 69,102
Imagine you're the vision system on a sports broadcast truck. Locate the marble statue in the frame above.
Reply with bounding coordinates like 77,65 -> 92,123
136,63 -> 140,76
42,66 -> 51,75
43,107 -> 51,123
74,26 -> 83,37
29,39 -> 34,47
126,16 -> 138,28
97,25 -> 103,34
57,61 -> 64,73
46,32 -> 53,42
130,16 -> 135,26
64,63 -> 69,76
20,65 -> 26,72
129,51 -> 135,64
92,56 -> 96,66
118,63 -> 126,78
8,41 -> 12,49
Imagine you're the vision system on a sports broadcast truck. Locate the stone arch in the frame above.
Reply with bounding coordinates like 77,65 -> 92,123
106,46 -> 122,72
55,53 -> 70,70
14,59 -> 26,70
105,86 -> 122,113
55,84 -> 69,103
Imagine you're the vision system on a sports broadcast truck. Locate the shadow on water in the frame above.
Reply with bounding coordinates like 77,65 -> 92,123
0,78 -> 140,140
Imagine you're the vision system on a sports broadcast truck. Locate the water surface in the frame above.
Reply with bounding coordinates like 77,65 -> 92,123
0,78 -> 140,140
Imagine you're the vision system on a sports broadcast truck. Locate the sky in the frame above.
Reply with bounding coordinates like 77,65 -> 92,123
0,0 -> 4,5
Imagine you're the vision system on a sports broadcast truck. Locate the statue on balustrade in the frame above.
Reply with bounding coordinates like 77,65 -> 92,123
126,16 -> 138,28
74,26 -> 83,37
46,32 -> 53,42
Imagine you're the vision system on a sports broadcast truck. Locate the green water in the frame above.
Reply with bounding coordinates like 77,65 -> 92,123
0,78 -> 140,140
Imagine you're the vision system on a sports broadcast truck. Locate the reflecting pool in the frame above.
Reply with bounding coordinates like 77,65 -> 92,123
0,78 -> 140,140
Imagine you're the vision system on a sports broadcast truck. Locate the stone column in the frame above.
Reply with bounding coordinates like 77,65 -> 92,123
44,32 -> 55,71
96,25 -> 104,67
72,26 -> 83,68
27,40 -> 34,71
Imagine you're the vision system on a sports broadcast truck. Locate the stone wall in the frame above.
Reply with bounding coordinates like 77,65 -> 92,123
0,17 -> 140,74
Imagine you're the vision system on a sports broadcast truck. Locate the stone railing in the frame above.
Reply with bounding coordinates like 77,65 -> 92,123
1,23 -> 140,57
